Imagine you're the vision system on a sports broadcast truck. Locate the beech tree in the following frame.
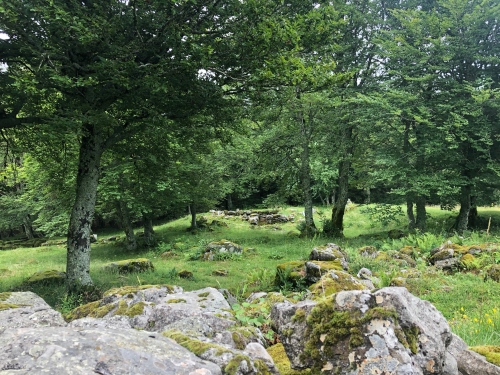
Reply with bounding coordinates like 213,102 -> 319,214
1,0 -> 338,290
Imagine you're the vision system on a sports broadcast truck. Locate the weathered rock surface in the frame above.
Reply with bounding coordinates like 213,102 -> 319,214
0,291 -> 66,329
102,258 -> 155,273
448,333 -> 500,375
0,326 -> 222,374
1,288 -> 278,374
271,287 -> 457,374
309,243 -> 349,271
203,240 -> 243,260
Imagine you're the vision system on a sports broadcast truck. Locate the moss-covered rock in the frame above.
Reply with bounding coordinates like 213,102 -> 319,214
0,302 -> 20,311
103,258 -> 154,274
178,270 -> 193,279
460,253 -> 478,270
304,260 -> 344,284
113,300 -> 147,317
357,246 -> 379,258
0,292 -> 12,301
308,270 -> 367,299
25,270 -> 66,284
275,261 -> 306,288
212,269 -> 229,276
470,345 -> 500,366
267,344 -> 311,375
103,284 -> 175,297
484,264 -> 500,282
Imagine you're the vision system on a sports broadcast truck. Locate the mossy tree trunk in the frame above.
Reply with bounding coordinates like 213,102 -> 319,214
143,214 -> 155,247
455,184 -> 471,233
23,215 -> 35,239
66,126 -> 103,290
118,198 -> 137,252
296,87 -> 316,237
330,124 -> 354,238
190,204 -> 197,230
415,195 -> 426,232
406,195 -> 416,231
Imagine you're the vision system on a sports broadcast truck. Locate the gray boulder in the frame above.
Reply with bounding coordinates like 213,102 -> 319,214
0,326 -> 221,374
309,243 -> 349,271
0,292 -> 66,329
271,287 -> 456,374
447,333 -> 500,375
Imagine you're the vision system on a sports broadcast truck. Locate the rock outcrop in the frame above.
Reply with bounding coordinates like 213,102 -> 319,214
271,287 -> 458,374
0,287 -> 278,375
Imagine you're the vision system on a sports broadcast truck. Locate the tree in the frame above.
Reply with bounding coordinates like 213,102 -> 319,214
1,0 -> 341,289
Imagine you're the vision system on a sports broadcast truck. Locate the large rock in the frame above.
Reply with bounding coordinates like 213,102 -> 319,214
67,286 -> 235,336
0,292 -> 66,329
309,243 -> 349,271
102,258 -> 155,273
448,333 -> 500,375
67,286 -> 278,374
271,287 -> 456,374
203,240 -> 243,260
0,326 -> 222,374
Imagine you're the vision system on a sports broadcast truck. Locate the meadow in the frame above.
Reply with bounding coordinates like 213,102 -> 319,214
1,204 -> 500,347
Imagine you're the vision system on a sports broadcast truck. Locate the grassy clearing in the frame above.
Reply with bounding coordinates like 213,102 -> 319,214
1,204 -> 500,347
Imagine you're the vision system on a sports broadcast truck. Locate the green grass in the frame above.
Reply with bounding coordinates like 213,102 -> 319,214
2,204 -> 500,347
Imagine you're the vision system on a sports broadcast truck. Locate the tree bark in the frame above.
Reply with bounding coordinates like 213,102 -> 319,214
227,194 -> 233,210
118,198 -> 137,252
415,195 -> 427,232
468,196 -> 478,228
66,126 -> 102,290
190,204 -> 197,230
406,195 -> 416,231
143,214 -> 155,247
23,215 -> 35,239
455,185 -> 471,233
330,157 -> 350,237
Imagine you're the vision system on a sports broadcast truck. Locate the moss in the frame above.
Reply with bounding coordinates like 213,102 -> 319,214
470,345 -> 500,366
64,301 -> 100,321
104,284 -> 174,297
232,332 -> 247,350
26,270 -> 65,284
254,359 -> 273,375
178,270 -> 193,279
275,261 -> 306,288
166,298 -> 186,303
224,354 -> 251,375
104,258 -> 154,274
485,265 -> 500,282
302,295 -> 399,372
375,252 -> 391,262
460,253 -> 477,270
197,292 -> 210,298
292,308 -> 306,323
89,303 -> 115,318
282,328 -> 294,338
113,300 -> 147,317
309,271 -> 366,298
402,326 -> 419,354
0,292 -> 12,301
0,302 -> 20,311
163,330 -> 229,357
267,343 -> 311,375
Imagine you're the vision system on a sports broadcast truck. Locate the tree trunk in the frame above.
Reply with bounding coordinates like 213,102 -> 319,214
415,195 -> 426,232
365,187 -> 371,204
406,195 -> 416,231
190,204 -> 197,230
468,196 -> 478,228
23,215 -> 35,239
297,90 -> 316,237
330,125 -> 354,238
227,194 -> 233,210
118,198 -> 137,252
66,127 -> 102,290
455,185 -> 471,233
143,214 -> 155,247
300,142 -> 316,237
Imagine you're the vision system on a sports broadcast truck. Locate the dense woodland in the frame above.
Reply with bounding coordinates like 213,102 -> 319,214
0,0 -> 499,290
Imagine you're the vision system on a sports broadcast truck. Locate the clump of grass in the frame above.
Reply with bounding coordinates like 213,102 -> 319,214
450,306 -> 500,346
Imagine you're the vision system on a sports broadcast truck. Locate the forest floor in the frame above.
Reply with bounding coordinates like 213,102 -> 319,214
1,204 -> 500,347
